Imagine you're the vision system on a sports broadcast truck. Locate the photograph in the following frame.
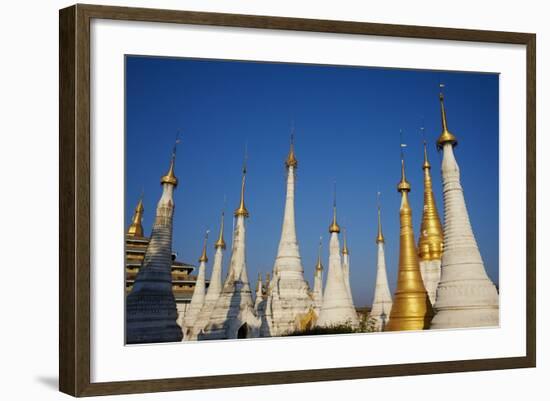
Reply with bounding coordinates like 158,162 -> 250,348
124,56 -> 500,344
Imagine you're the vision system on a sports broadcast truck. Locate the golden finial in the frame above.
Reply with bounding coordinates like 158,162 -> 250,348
342,228 -> 349,255
329,183 -> 340,233
397,131 -> 411,193
397,157 -> 411,193
160,136 -> 180,186
421,126 -> 431,170
214,210 -> 226,249
234,145 -> 250,218
285,125 -> 298,169
198,230 -> 209,263
127,194 -> 144,237
376,191 -> 385,244
436,84 -> 458,149
316,237 -> 323,271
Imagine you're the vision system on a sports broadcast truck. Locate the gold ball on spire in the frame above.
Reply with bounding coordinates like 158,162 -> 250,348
397,159 -> 411,193
329,206 -> 340,233
214,212 -> 226,249
198,232 -> 209,263
437,92 -> 458,149
342,228 -> 350,255
286,143 -> 298,168
161,156 -> 178,186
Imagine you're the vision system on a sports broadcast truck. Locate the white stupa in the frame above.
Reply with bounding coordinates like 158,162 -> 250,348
341,229 -> 353,305
125,147 -> 183,344
316,200 -> 359,328
369,195 -> 393,331
430,90 -> 499,329
190,212 -> 227,340
182,232 -> 208,339
312,239 -> 324,316
254,273 -> 264,312
260,273 -> 274,337
200,162 -> 260,339
266,134 -> 314,336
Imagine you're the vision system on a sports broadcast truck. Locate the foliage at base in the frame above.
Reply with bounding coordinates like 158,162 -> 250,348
285,323 -> 356,336
284,315 -> 379,336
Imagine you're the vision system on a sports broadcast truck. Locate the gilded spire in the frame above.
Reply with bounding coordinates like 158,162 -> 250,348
436,86 -> 458,149
376,192 -> 384,244
214,211 -> 226,249
285,129 -> 298,169
316,238 -> 323,271
342,228 -> 349,255
386,155 -> 433,331
127,195 -> 144,237
397,158 -> 411,193
423,138 -> 431,170
198,231 -> 209,263
418,138 -> 444,261
329,187 -> 340,233
161,142 -> 179,186
234,148 -> 250,218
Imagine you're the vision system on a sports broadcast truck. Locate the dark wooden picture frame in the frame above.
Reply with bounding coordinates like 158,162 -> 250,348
59,3 -> 536,397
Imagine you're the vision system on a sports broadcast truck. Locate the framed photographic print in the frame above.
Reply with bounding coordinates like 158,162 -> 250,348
59,4 -> 536,397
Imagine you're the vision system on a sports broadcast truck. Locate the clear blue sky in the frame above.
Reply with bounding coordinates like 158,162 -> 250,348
125,56 -> 499,307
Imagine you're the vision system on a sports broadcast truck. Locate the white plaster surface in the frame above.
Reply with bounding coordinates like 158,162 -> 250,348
420,259 -> 441,306
431,144 -> 499,329
267,166 -> 314,335
317,232 -> 358,327
191,246 -> 225,339
182,259 -> 207,339
201,216 -> 260,339
370,242 -> 393,331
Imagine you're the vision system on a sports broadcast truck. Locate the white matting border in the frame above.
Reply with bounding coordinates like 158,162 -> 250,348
90,19 -> 526,382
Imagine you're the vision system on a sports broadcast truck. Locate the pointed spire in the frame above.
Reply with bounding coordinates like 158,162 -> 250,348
386,153 -> 433,331
342,228 -> 349,255
161,140 -> 179,186
214,211 -> 226,249
285,125 -> 298,169
256,272 -> 263,293
376,192 -> 385,244
316,237 -> 323,271
397,130 -> 411,193
397,157 -> 411,193
329,183 -> 340,233
198,231 -> 209,263
422,127 -> 431,170
436,85 -> 458,149
418,131 -> 444,262
234,146 -> 249,218
127,195 -> 145,237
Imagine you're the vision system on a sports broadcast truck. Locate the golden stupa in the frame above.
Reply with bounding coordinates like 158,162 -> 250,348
127,196 -> 145,238
385,156 -> 434,331
417,140 -> 444,261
